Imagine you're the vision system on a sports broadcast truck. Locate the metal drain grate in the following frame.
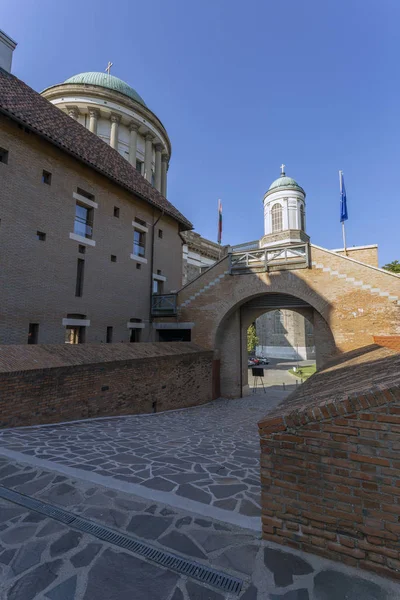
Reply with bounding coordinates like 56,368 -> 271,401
0,485 -> 243,595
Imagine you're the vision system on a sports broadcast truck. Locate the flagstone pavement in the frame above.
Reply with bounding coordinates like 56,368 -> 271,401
0,361 -> 398,598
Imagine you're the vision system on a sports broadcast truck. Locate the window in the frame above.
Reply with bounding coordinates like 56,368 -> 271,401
75,258 -> 85,297
27,323 -> 39,345
133,230 -> 146,257
129,318 -> 142,343
153,279 -> 164,294
136,159 -> 143,174
111,255 -> 117,262
74,204 -> 93,239
274,310 -> 285,334
65,326 -> 85,344
271,204 -> 283,233
158,229 -> 163,239
78,245 -> 86,254
300,204 -> 305,231
106,326 -> 113,343
136,263 -> 141,270
113,206 -> 120,218
65,315 -> 86,344
36,231 -> 46,241
0,147 -> 8,164
77,187 -> 94,201
42,170 -> 52,185
130,329 -> 140,343
134,217 -> 147,227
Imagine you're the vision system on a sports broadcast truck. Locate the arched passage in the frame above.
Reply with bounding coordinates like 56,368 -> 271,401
215,292 -> 336,398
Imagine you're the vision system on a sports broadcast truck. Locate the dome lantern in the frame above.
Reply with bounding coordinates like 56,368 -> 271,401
260,166 -> 309,249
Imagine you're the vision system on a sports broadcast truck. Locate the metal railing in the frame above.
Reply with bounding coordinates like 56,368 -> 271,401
230,243 -> 309,274
151,293 -> 177,316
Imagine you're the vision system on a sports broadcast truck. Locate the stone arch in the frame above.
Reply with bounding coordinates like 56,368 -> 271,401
213,281 -> 336,398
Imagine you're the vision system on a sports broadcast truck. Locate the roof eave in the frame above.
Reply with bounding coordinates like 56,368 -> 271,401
0,106 -> 192,230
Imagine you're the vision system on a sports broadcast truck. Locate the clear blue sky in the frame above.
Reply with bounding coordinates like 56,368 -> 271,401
3,0 -> 399,266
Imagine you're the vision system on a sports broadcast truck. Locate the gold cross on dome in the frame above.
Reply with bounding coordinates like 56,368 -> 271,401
105,61 -> 113,75
280,163 -> 285,175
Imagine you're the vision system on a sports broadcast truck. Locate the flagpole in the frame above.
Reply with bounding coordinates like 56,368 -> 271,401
339,170 -> 347,253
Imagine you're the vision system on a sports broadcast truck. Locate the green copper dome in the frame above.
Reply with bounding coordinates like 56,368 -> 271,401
63,72 -> 146,106
267,175 -> 305,195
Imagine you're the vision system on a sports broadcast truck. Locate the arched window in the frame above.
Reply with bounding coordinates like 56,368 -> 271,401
271,204 -> 283,232
300,204 -> 305,231
274,310 -> 285,334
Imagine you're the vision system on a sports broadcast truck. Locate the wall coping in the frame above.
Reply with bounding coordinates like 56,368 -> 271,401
311,244 -> 400,279
0,343 -> 212,373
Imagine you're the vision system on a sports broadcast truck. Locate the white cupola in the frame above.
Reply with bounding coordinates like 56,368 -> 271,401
260,165 -> 309,248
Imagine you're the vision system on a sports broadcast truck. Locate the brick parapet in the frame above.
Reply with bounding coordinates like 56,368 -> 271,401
259,346 -> 400,579
0,344 -> 213,428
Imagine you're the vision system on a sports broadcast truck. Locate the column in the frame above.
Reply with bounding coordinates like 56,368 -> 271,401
128,122 -> 140,167
161,154 -> 169,197
154,144 -> 163,191
67,106 -> 79,120
144,132 -> 154,183
88,108 -> 99,134
110,113 -> 120,150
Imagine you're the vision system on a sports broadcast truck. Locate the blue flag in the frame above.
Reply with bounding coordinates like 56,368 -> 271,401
339,171 -> 348,222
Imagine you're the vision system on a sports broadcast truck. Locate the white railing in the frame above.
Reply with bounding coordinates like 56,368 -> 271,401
230,243 -> 309,274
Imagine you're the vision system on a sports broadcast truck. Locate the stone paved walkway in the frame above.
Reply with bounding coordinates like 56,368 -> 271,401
0,390 -> 289,530
0,457 -> 398,600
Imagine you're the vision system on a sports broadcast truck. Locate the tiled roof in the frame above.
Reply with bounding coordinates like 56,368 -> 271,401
0,68 -> 192,230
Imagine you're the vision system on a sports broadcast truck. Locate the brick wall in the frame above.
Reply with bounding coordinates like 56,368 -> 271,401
334,246 -> 379,268
0,343 -> 213,428
259,344 -> 400,579
0,116 -> 183,345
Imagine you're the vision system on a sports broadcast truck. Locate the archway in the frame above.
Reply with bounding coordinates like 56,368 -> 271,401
215,292 -> 336,399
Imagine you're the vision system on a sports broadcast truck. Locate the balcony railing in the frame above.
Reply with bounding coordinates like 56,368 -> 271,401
230,243 -> 310,274
151,293 -> 177,316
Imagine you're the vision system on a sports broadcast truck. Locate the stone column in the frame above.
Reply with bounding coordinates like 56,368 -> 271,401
154,144 -> 163,191
161,154 -> 169,197
128,122 -> 140,167
88,108 -> 99,134
144,132 -> 154,183
67,106 -> 79,120
110,113 -> 120,150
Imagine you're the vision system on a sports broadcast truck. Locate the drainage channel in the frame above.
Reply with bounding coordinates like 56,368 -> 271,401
0,484 -> 243,595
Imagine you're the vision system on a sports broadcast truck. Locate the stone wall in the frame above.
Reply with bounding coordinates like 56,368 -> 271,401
259,341 -> 400,579
0,343 -> 213,428
255,309 -> 315,360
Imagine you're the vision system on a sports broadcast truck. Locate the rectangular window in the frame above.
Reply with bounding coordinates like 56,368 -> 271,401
113,206 -> 120,218
134,217 -> 147,227
42,170 -> 52,185
36,231 -> 46,241
0,148 -> 9,164
111,255 -> 117,262
74,203 -> 93,239
158,229 -> 163,239
106,326 -> 113,343
153,279 -> 164,294
78,245 -> 86,254
75,258 -> 85,297
133,229 -> 146,257
65,326 -> 85,344
136,263 -> 141,270
77,187 -> 94,201
130,328 -> 141,343
136,159 -> 143,174
27,323 -> 39,344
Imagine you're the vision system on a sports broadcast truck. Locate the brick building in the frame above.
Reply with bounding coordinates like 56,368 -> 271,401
0,33 -> 192,345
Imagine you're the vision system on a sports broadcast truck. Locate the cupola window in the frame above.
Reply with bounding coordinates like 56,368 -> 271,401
271,204 -> 283,233
300,204 -> 305,231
